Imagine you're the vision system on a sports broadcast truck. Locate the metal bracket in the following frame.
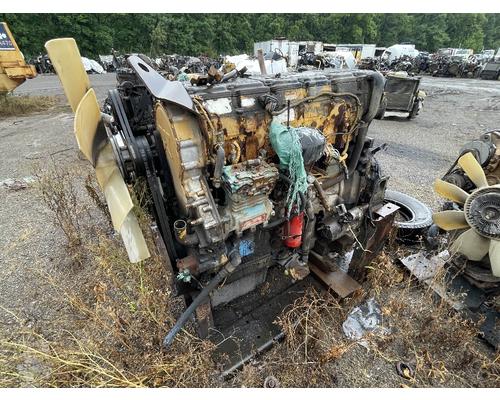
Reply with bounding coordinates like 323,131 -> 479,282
127,55 -> 196,114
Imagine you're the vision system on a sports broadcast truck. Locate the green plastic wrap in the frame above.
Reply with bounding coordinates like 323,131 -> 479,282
269,120 -> 308,214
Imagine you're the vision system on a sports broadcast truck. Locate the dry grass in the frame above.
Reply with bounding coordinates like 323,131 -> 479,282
232,253 -> 499,388
0,162 -> 498,387
0,94 -> 59,118
0,163 -> 218,387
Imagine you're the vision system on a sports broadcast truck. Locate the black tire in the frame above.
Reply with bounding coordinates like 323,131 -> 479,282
374,96 -> 387,120
384,189 -> 433,241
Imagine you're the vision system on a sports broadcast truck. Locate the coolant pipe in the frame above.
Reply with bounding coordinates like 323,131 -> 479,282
362,71 -> 385,123
263,217 -> 286,230
312,178 -> 331,212
347,122 -> 368,175
348,71 -> 385,176
173,219 -> 199,246
163,250 -> 242,348
213,145 -> 225,188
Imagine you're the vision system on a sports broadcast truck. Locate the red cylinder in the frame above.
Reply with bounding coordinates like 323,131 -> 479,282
284,212 -> 304,248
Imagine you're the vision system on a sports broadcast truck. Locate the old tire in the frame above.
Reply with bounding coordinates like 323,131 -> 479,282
384,189 -> 433,241
374,96 -> 387,120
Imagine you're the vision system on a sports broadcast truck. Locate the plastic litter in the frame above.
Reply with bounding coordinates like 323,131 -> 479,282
269,121 -> 308,213
0,176 -> 35,191
81,57 -> 105,74
295,126 -> 326,165
176,270 -> 192,283
342,297 -> 388,341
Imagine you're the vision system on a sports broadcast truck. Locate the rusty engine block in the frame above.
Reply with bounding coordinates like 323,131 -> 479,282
106,57 -> 386,321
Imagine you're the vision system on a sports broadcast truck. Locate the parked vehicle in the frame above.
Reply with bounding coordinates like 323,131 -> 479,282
375,72 -> 425,120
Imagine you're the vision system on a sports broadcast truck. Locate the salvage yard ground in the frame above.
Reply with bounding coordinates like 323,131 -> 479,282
0,74 -> 499,387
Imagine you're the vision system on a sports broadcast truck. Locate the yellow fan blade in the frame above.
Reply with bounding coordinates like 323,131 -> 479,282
120,213 -> 151,263
94,143 -> 118,188
489,240 -> 500,278
457,152 -> 488,189
96,144 -> 150,263
74,88 -> 101,163
45,38 -> 90,113
103,168 -> 135,232
433,210 -> 469,231
433,179 -> 469,204
95,145 -> 134,231
451,228 -> 490,261
47,38 -> 149,264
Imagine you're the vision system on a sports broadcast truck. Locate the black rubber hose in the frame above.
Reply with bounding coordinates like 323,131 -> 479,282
263,217 -> 286,230
347,122 -> 368,175
357,70 -> 386,123
163,250 -> 242,348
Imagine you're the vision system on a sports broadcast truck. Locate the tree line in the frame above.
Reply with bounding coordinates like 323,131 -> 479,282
1,13 -> 499,59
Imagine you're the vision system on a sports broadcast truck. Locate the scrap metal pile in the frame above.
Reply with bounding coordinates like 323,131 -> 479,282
358,51 -> 492,79
297,51 -> 352,70
156,54 -> 223,80
30,54 -> 55,74
428,54 -> 482,78
358,49 -> 496,79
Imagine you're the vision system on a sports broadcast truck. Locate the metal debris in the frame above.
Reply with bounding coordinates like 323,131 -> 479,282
396,361 -> 415,380
399,250 -> 450,282
400,250 -> 500,348
263,375 -> 280,388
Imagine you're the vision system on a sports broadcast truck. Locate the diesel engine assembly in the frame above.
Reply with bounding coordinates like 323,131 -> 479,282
45,38 -> 390,347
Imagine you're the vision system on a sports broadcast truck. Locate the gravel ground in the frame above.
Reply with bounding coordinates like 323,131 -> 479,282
372,76 -> 500,210
14,73 -> 116,101
1,73 -> 499,386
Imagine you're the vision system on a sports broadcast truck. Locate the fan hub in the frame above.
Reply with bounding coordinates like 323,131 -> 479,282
464,186 -> 500,239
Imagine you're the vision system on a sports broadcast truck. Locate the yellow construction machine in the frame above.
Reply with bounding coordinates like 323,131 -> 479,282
0,22 -> 37,94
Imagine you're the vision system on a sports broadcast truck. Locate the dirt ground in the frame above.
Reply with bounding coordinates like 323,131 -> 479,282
1,73 -> 499,387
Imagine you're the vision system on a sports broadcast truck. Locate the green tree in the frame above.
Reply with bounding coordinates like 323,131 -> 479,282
1,13 -> 499,58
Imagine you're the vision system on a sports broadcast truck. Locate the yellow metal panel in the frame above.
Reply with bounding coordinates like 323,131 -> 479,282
0,22 -> 22,63
0,73 -> 24,92
4,65 -> 36,79
155,103 -> 188,209
0,22 -> 36,93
